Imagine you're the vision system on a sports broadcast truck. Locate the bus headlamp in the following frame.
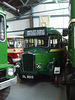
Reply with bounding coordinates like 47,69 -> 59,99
36,63 -> 42,69
8,67 -> 14,76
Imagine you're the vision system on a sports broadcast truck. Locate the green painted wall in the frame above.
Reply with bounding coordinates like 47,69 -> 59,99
70,0 -> 75,19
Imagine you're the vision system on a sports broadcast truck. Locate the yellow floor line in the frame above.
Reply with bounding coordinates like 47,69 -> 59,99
14,83 -> 25,85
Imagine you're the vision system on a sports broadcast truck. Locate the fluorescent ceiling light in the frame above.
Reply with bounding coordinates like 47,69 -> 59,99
3,2 -> 17,11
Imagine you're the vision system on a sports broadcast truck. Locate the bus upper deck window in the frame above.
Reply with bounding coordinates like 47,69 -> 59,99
15,38 -> 23,48
0,14 -> 5,42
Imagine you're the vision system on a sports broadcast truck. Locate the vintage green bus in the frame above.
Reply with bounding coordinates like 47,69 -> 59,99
0,8 -> 17,100
17,27 -> 66,81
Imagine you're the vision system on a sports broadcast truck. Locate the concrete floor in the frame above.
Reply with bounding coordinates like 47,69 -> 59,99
6,75 -> 68,100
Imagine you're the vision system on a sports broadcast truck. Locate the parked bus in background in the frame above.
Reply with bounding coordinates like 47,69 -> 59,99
0,8 -> 17,100
16,27 -> 67,82
63,0 -> 75,100
7,35 -> 23,64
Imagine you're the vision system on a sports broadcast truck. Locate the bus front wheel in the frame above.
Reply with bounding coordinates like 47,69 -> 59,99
8,56 -> 13,64
66,85 -> 70,100
66,85 -> 75,100
0,87 -> 10,100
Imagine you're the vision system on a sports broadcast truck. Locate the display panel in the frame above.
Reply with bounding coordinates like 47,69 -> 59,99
26,29 -> 45,36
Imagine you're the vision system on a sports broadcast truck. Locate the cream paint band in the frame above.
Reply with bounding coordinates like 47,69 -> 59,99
7,48 -> 23,53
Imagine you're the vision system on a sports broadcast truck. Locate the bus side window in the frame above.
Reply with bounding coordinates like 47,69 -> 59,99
53,39 -> 58,47
50,39 -> 53,47
18,39 -> 22,48
50,35 -> 58,48
58,36 -> 62,48
7,39 -> 10,48
15,40 -> 18,48
62,38 -> 67,48
25,39 -> 28,48
9,39 -> 14,48
37,38 -> 48,46
50,36 -> 53,47
28,39 -> 34,47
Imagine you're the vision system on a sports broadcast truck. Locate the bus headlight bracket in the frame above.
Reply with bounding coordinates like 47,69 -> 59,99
15,62 -> 20,68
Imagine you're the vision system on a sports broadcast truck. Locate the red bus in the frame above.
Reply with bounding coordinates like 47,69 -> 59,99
7,35 -> 23,64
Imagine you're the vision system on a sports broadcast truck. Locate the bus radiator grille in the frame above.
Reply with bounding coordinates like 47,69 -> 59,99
0,69 -> 7,82
22,53 -> 35,72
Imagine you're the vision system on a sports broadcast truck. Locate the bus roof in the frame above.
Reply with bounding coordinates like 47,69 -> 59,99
47,27 -> 61,35
24,27 -> 61,37
7,35 -> 23,39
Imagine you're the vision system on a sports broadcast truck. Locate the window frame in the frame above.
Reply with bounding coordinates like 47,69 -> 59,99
49,34 -> 62,48
0,13 -> 6,42
24,37 -> 48,48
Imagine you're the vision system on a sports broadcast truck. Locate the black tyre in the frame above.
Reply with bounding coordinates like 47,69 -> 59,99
65,64 -> 70,100
8,56 -> 13,64
65,63 -> 71,100
50,75 -> 55,82
66,85 -> 70,100
0,87 -> 10,100
66,85 -> 75,100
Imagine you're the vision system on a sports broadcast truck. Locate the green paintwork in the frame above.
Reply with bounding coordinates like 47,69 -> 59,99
68,23 -> 75,68
18,27 -> 65,76
68,0 -> 75,68
35,51 -> 64,75
0,8 -> 14,79
24,47 -> 49,54
19,49 -> 64,76
72,23 -> 75,68
70,0 -> 75,19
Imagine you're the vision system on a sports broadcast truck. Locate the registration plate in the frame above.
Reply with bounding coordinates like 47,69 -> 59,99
27,75 -> 34,79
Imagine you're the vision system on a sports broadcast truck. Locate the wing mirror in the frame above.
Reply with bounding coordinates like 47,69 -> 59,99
62,28 -> 69,36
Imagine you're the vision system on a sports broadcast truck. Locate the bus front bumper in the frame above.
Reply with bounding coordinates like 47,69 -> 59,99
13,58 -> 21,63
0,76 -> 17,90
